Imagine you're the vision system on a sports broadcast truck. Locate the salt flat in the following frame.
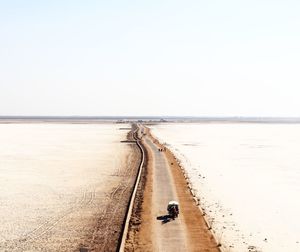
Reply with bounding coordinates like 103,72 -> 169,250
151,123 -> 300,252
0,123 -> 135,251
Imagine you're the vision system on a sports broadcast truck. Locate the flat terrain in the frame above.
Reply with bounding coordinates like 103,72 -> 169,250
0,123 -> 140,251
125,126 -> 219,251
150,123 -> 300,251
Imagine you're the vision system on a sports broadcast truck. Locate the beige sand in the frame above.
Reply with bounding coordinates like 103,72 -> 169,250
0,123 -> 140,251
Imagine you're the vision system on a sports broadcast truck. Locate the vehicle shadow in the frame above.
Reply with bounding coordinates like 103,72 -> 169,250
156,214 -> 174,224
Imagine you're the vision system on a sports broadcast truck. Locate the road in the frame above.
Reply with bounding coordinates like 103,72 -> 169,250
146,137 -> 189,251
125,126 -> 220,251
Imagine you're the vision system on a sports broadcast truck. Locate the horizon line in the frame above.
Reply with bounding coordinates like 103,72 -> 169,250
1,115 -> 300,121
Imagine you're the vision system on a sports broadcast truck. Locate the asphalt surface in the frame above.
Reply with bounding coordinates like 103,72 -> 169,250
145,137 -> 190,251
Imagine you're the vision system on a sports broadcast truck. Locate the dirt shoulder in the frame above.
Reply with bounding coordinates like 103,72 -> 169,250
81,126 -> 142,252
125,126 -> 220,252
125,127 -> 153,251
159,139 -> 220,251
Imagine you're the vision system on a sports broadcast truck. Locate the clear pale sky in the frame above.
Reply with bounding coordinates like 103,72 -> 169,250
1,0 -> 299,116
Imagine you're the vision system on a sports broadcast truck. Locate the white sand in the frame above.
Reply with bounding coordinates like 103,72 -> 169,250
0,123 -> 131,251
151,123 -> 300,252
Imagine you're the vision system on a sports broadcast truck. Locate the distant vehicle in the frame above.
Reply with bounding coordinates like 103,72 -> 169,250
167,201 -> 179,219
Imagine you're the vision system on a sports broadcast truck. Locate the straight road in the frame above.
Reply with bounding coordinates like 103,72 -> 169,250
145,137 -> 189,251
125,125 -> 220,251
125,125 -> 220,252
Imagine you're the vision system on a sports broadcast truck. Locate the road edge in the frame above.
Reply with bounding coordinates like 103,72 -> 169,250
118,124 -> 145,252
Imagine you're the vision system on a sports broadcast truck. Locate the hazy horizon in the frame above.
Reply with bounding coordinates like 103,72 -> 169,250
3,115 -> 300,124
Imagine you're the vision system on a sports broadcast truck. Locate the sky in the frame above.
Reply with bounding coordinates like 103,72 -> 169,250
0,0 -> 300,117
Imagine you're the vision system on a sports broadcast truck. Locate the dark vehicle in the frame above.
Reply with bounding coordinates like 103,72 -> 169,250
167,201 -> 179,219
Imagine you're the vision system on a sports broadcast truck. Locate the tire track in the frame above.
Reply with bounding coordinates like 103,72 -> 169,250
1,125 -> 141,251
6,187 -> 96,248
89,148 -> 139,251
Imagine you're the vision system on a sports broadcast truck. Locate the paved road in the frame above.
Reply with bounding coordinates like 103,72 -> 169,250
144,136 -> 189,251
125,126 -> 220,251
126,125 -> 220,252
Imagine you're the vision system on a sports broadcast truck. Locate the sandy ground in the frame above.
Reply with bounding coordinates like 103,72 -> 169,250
150,123 -> 300,251
0,123 -> 141,252
125,126 -> 219,252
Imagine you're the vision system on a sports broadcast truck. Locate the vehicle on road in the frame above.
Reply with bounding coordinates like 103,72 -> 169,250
167,201 -> 179,219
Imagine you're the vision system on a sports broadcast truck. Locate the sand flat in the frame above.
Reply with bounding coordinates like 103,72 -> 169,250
0,123 -> 137,251
151,123 -> 300,252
